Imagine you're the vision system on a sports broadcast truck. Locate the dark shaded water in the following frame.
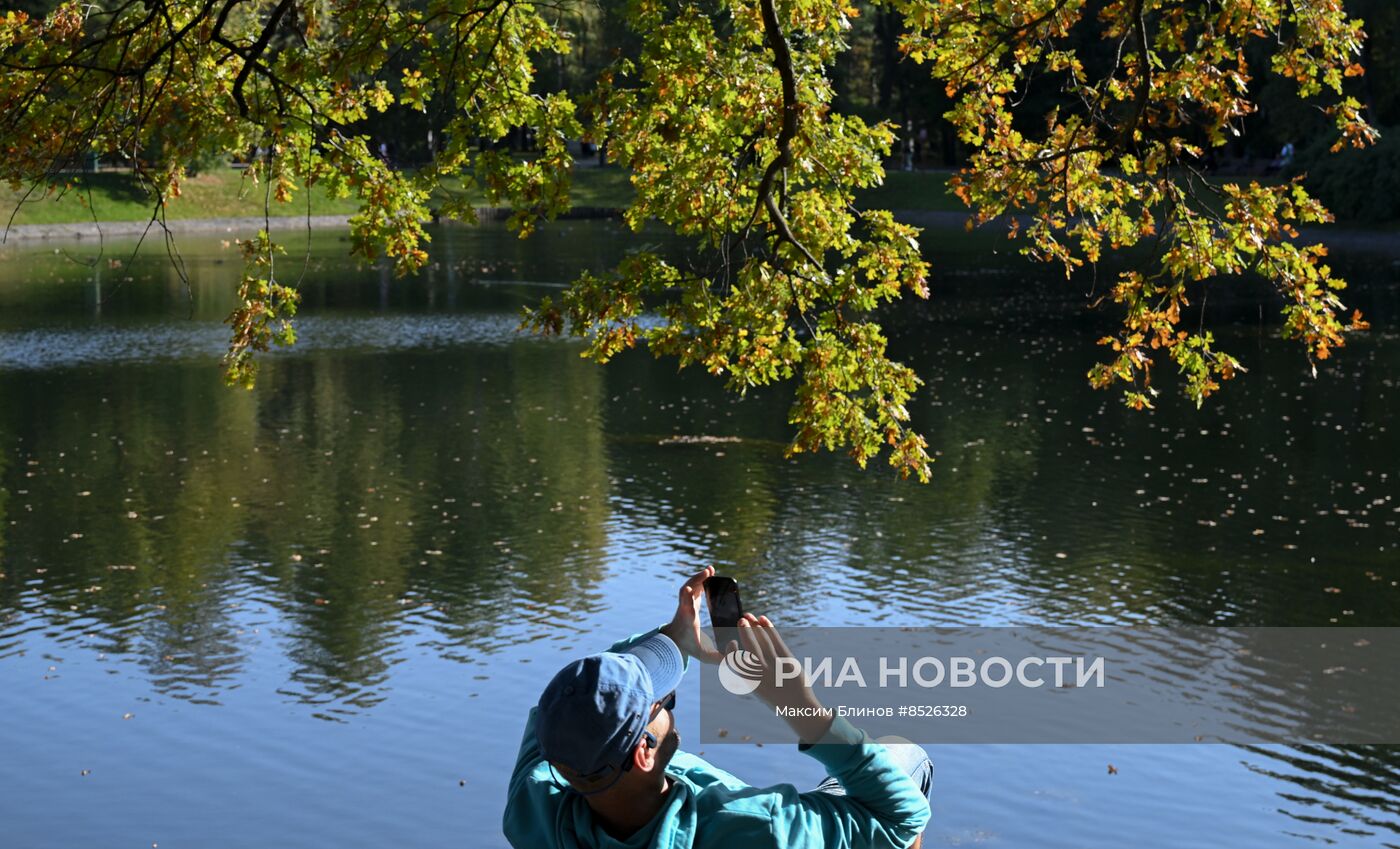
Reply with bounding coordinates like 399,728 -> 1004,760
1,220 -> 1398,848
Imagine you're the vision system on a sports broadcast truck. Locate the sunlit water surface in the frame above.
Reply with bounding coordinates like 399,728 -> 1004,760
1,220 -> 1398,848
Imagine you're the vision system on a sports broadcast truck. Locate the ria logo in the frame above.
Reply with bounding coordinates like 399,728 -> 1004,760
717,650 -> 765,695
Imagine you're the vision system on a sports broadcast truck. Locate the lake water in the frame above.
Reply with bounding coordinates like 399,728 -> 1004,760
1,219 -> 1398,848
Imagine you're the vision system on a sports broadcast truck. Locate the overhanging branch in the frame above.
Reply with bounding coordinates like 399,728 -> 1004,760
749,0 -> 821,271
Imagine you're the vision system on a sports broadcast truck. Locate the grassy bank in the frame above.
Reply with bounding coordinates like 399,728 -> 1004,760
21,167 -> 1379,230
2,166 -> 963,228
2,170 -> 361,226
0,166 -> 637,227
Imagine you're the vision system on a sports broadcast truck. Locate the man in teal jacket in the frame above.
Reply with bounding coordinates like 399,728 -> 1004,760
503,567 -> 933,848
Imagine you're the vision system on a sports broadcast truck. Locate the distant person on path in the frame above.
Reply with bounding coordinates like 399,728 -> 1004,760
502,567 -> 932,849
1267,141 -> 1295,174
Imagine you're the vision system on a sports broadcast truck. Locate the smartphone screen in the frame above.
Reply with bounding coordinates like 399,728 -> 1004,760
704,576 -> 743,630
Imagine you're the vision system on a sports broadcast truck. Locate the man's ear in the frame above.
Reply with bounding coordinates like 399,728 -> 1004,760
633,732 -> 657,772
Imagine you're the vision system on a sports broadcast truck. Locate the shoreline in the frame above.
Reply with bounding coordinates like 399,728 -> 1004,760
0,206 -> 625,242
4,206 -> 1397,256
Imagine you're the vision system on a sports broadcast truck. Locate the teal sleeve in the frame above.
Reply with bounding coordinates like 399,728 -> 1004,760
502,706 -> 561,848
767,717 -> 931,849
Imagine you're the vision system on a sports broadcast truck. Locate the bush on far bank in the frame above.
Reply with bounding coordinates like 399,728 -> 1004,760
1291,127 -> 1400,224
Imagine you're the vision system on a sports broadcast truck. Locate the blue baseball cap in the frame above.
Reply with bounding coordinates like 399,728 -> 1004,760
536,632 -> 685,779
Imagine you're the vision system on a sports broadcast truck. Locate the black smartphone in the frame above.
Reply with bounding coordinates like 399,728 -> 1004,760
704,575 -> 744,631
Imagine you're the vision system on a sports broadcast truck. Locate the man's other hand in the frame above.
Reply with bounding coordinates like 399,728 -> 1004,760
738,613 -> 835,744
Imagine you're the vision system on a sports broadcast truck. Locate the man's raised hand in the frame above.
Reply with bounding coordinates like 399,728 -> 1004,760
661,567 -> 725,665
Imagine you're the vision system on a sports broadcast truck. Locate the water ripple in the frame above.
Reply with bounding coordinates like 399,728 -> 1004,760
0,313 -> 546,370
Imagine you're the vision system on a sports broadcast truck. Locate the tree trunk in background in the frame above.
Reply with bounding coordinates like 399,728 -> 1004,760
875,7 -> 900,114
1359,36 -> 1378,125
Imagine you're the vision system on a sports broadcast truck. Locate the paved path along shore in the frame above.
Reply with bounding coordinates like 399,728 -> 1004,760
2,215 -> 354,242
0,207 -> 625,243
